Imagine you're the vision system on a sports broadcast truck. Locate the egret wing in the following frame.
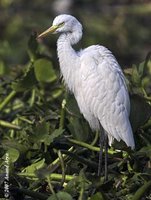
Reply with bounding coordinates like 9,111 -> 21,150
78,45 -> 134,149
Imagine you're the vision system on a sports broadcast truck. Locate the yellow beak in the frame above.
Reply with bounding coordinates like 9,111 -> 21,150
37,25 -> 59,39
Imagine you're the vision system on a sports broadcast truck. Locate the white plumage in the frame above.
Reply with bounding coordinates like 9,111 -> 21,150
38,14 -> 135,149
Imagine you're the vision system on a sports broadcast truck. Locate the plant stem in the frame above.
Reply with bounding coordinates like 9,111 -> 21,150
52,147 -> 74,166
68,138 -> 117,154
132,180 -> 151,200
0,119 -> 21,130
47,176 -> 56,195
0,90 -> 16,111
30,88 -> 36,107
57,150 -> 65,187
78,181 -> 85,200
68,138 -> 100,152
18,172 -> 75,181
14,187 -> 48,200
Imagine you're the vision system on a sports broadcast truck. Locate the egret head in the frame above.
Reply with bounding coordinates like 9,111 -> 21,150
38,14 -> 82,38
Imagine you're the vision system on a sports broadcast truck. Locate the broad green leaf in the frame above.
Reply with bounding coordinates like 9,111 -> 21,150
28,32 -> 38,62
144,52 -> 151,75
52,88 -> 63,99
90,192 -> 105,200
147,60 -> 151,75
136,146 -> 151,158
64,177 -> 79,195
66,95 -> 90,141
22,159 -> 45,174
130,94 -> 151,132
4,148 -> 20,163
34,58 -> 57,82
132,180 -> 151,200
131,65 -> 141,86
12,66 -> 37,92
66,95 -> 81,117
47,191 -> 73,200
141,77 -> 150,89
124,67 -> 133,76
2,140 -> 29,154
34,121 -> 50,142
46,128 -> 64,145
65,174 -> 91,195
138,61 -> 145,77
0,60 -> 7,75
32,125 -> 64,146
30,121 -> 64,145
68,117 -> 89,142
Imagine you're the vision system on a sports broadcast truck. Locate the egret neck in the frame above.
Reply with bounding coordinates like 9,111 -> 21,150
57,29 -> 82,93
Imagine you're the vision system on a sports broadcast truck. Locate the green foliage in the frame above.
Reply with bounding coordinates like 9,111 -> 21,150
34,59 -> 57,83
0,16 -> 151,200
12,66 -> 37,92
47,192 -> 73,200
5,148 -> 20,163
90,192 -> 105,200
130,95 -> 151,132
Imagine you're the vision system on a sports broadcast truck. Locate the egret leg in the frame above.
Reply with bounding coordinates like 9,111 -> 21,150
97,129 -> 105,176
104,133 -> 108,181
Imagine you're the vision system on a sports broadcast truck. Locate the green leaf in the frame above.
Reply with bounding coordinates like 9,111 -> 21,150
138,61 -> 145,77
34,121 -> 50,142
28,32 -> 38,62
31,122 -> 64,146
90,192 -> 105,200
144,52 -> 151,75
136,146 -> 151,158
22,159 -> 45,174
0,60 -> 7,75
66,95 -> 81,117
12,66 -> 37,92
131,65 -> 141,86
5,148 -> 20,163
47,192 -> 73,200
34,58 -> 57,83
130,94 -> 151,132
2,139 -> 29,154
132,180 -> 151,200
68,117 -> 89,142
46,128 -> 64,145
141,77 -> 150,89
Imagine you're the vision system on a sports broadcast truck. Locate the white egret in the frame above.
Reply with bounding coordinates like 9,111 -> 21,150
38,14 -> 135,178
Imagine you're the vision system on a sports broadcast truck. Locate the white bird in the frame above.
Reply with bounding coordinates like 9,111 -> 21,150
38,14 -> 135,151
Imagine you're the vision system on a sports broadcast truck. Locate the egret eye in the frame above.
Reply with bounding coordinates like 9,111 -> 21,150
58,22 -> 65,28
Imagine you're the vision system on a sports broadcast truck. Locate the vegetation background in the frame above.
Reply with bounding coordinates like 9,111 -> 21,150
0,0 -> 151,199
